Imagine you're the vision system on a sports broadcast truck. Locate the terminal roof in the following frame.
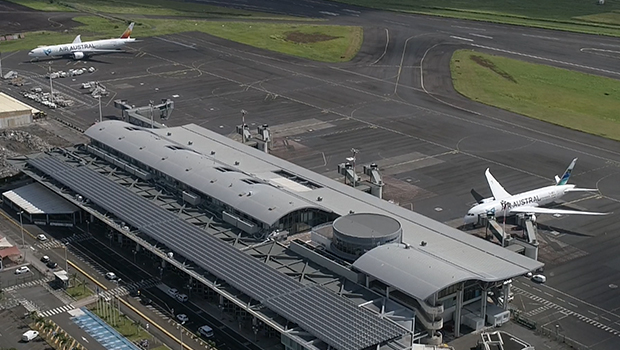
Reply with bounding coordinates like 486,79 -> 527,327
2,182 -> 79,214
27,155 -> 405,350
85,122 -> 330,226
85,121 -> 541,283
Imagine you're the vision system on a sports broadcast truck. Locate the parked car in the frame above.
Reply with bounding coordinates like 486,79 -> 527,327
105,272 -> 118,280
37,234 -> 47,241
176,314 -> 189,323
140,297 -> 152,306
21,330 -> 39,342
198,325 -> 214,338
531,274 -> 547,283
46,261 -> 58,269
176,294 -> 188,302
41,255 -> 50,263
167,288 -> 179,297
15,266 -> 30,275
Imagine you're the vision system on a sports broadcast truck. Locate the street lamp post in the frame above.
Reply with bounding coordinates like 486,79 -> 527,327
64,243 -> 69,272
17,211 -> 24,248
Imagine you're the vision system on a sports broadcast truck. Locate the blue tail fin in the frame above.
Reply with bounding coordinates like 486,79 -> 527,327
556,158 -> 577,185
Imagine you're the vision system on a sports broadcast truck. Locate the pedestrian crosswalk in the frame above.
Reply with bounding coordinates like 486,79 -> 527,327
36,233 -> 93,250
97,278 -> 160,299
4,276 -> 54,292
39,304 -> 75,317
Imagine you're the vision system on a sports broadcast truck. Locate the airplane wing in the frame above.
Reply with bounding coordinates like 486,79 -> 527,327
565,188 -> 599,192
484,168 -> 511,200
510,206 -> 609,216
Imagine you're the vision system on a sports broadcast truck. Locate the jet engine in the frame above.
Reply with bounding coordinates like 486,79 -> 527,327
72,52 -> 85,60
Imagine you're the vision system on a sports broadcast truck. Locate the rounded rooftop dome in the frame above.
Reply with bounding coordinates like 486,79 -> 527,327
331,213 -> 402,261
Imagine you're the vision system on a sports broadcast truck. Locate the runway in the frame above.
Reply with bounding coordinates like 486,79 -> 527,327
3,0 -> 620,347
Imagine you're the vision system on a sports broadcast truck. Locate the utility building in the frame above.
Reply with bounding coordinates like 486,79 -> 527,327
0,92 -> 35,128
17,120 -> 543,349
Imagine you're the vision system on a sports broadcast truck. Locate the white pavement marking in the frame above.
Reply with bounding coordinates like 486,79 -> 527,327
581,48 -> 620,54
568,302 -> 578,308
450,35 -> 474,42
154,36 -> 196,49
514,286 -> 620,337
470,43 -> 620,76
371,28 -> 390,65
522,34 -> 560,41
469,33 -> 493,39
451,25 -> 486,31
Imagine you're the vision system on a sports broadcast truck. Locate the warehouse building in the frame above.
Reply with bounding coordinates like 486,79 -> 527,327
0,92 -> 35,128
18,120 -> 543,349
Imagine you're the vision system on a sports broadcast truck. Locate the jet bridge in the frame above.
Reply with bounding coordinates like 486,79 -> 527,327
114,98 -> 174,128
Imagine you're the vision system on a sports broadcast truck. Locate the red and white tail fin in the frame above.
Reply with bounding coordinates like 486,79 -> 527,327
120,22 -> 135,39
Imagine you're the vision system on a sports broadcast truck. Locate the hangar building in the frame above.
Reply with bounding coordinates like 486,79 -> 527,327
0,92 -> 34,128
16,120 -> 543,350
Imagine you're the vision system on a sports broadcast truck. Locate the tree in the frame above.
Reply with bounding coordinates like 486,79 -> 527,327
133,320 -> 141,335
69,273 -> 79,288
78,278 -> 89,293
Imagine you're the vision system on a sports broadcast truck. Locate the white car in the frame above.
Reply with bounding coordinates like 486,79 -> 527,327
15,266 -> 30,275
198,325 -> 214,338
176,293 -> 188,302
22,330 -> 39,342
176,314 -> 189,323
37,234 -> 47,241
531,274 -> 547,283
168,288 -> 179,297
105,272 -> 118,280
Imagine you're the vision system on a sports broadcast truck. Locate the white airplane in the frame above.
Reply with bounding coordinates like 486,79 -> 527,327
464,158 -> 609,225
28,22 -> 137,60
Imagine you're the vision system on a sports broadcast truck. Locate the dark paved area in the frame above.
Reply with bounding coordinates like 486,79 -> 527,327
0,305 -> 52,350
2,0 -> 620,348
0,0 -> 80,34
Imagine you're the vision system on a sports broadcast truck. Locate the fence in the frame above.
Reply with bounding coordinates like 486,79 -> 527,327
536,325 -> 588,350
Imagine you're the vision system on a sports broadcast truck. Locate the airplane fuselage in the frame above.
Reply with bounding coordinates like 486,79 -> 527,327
28,38 -> 134,59
465,184 -> 574,223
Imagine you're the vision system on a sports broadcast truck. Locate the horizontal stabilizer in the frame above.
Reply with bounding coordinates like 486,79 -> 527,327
471,188 -> 485,204
565,188 -> 599,193
511,206 -> 610,216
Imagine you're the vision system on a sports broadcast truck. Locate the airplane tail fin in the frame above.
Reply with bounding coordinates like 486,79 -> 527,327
471,189 -> 485,204
556,158 -> 578,185
72,35 -> 81,44
120,22 -> 135,39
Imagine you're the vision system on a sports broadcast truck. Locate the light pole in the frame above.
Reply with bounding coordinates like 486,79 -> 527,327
149,100 -> 154,129
241,109 -> 247,143
64,243 -> 69,272
132,249 -> 137,263
17,211 -> 24,248
98,95 -> 102,122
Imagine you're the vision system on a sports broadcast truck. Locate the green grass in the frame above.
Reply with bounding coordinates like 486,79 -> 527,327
66,285 -> 93,300
0,16 -> 362,62
8,0 -> 306,20
150,346 -> 170,350
450,49 -> 620,141
329,0 -> 620,36
92,305 -> 150,341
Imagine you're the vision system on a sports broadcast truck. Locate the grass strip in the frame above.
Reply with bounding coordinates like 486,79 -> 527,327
450,49 -> 620,140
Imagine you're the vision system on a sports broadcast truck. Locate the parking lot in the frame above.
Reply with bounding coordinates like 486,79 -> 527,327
0,304 -> 52,350
1,262 -> 44,289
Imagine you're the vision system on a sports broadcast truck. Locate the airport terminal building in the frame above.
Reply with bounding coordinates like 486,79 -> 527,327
15,120 -> 543,350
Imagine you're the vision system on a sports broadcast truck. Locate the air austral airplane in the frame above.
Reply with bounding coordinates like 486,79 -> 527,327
28,22 -> 137,60
464,158 -> 609,225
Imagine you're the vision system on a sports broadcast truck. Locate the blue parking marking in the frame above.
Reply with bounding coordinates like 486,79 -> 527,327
71,308 -> 141,350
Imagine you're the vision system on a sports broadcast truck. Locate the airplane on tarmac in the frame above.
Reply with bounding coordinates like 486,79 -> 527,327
28,22 -> 137,60
464,158 -> 609,225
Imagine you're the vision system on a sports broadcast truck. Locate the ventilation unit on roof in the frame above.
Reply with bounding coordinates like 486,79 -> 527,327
167,132 -> 172,136
188,141 -> 193,145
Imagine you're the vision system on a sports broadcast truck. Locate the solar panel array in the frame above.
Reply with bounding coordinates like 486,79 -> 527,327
28,156 -> 405,350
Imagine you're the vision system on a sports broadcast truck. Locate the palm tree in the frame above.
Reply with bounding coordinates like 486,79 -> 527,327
133,320 -> 141,335
79,278 -> 89,293
56,333 -> 68,350
41,321 -> 55,336
69,273 -> 79,288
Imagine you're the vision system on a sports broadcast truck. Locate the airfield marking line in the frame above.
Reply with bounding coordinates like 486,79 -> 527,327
557,297 -> 565,302
470,43 -> 620,76
329,66 -> 424,92
544,292 -> 554,297
154,36 -> 196,49
602,316 -> 611,322
167,32 -> 620,185
450,36 -> 474,42
452,25 -> 486,31
539,283 -> 620,319
589,310 -> 599,316
580,48 -> 620,54
382,150 -> 457,169
522,34 -> 559,41
469,33 -> 493,39
371,28 -> 390,65
394,36 -> 414,94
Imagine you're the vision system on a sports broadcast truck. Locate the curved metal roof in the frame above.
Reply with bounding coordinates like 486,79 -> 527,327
84,121 -> 329,226
353,243 -> 528,300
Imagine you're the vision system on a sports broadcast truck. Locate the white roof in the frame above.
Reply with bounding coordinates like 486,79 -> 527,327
85,121 -> 543,293
2,182 -> 79,214
0,92 -> 37,114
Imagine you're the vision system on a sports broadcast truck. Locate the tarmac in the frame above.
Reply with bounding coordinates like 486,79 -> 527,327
1,0 -> 620,348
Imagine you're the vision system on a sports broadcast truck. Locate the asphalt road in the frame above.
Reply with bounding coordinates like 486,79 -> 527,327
3,0 -> 620,348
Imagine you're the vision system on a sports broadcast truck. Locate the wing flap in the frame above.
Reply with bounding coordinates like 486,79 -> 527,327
511,206 -> 609,216
484,168 -> 511,200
